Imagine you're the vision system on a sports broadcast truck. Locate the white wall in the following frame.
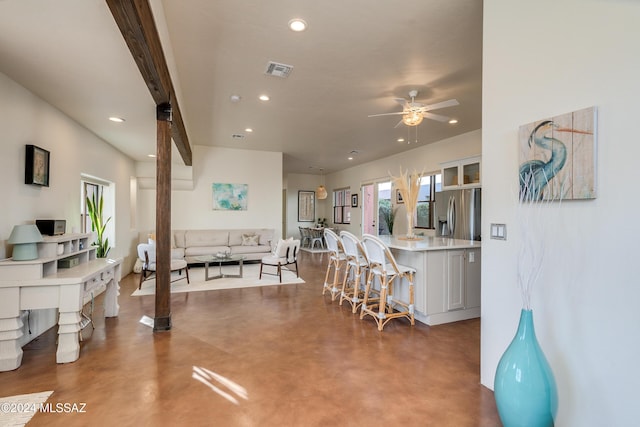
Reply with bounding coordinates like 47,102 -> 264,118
0,71 -> 137,343
137,145 -> 282,236
482,1 -> 640,425
284,173 -> 326,239
314,130 -> 481,236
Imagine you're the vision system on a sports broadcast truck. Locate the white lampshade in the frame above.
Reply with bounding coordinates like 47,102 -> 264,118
8,224 -> 43,261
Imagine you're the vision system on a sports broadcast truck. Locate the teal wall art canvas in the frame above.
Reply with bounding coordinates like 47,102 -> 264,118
212,183 -> 248,210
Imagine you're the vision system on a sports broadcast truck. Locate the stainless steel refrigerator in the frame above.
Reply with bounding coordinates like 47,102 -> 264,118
434,188 -> 481,241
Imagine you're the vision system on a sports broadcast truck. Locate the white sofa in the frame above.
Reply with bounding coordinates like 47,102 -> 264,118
139,228 -> 275,264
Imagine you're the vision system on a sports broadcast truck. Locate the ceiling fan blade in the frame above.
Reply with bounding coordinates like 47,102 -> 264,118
419,99 -> 459,112
422,112 -> 452,122
368,111 -> 407,118
394,98 -> 410,109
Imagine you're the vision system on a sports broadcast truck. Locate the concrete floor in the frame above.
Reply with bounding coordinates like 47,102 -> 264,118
1,250 -> 500,426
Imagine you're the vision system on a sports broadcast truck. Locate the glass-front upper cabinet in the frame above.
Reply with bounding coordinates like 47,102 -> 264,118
441,155 -> 481,189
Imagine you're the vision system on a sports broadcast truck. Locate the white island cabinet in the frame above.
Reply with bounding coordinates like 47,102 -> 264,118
378,235 -> 481,326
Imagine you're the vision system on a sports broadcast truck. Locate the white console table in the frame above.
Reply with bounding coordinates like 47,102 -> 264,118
0,233 -> 122,371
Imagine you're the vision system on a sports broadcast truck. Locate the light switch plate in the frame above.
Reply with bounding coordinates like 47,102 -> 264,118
490,223 -> 507,240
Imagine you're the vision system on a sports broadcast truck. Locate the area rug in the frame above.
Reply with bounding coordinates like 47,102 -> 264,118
131,264 -> 304,296
300,247 -> 329,254
0,390 -> 53,426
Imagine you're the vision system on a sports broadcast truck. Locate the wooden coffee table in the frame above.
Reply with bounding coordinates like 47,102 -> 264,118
195,254 -> 246,281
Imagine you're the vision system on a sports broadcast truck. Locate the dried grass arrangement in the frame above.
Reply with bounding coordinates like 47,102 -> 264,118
517,167 -> 564,309
390,168 -> 423,240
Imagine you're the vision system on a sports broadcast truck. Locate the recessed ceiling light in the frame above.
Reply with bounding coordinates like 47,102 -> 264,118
288,18 -> 307,32
109,117 -> 125,123
245,128 -> 253,133
348,157 -> 354,160
147,154 -> 156,158
259,94 -> 270,101
230,95 -> 241,102
448,119 -> 458,124
397,138 -> 405,142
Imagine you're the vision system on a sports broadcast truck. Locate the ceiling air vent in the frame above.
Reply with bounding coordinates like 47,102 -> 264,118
264,61 -> 293,78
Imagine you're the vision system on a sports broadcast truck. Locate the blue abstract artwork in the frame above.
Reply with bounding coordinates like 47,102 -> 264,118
212,183 -> 248,210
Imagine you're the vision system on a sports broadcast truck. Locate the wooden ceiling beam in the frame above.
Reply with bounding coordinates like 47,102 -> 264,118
106,0 -> 192,166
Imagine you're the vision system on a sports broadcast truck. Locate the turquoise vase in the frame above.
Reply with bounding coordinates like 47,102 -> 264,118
494,309 -> 558,427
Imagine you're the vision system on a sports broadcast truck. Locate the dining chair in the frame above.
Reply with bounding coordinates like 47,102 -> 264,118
309,227 -> 325,249
360,234 -> 416,331
339,231 -> 375,313
299,227 -> 311,248
137,243 -> 190,289
322,228 -> 346,300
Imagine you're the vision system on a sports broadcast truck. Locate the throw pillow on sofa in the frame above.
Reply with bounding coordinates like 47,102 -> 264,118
241,233 -> 259,246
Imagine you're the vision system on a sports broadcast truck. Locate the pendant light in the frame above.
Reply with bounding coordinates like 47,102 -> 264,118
316,168 -> 327,200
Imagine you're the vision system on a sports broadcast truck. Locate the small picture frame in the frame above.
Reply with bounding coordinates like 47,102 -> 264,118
396,189 -> 404,204
351,194 -> 358,207
25,145 -> 50,187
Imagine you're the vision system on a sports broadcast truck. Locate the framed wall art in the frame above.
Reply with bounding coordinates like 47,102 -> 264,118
519,106 -> 597,201
298,190 -> 315,222
25,144 -> 50,187
351,194 -> 358,207
212,183 -> 248,210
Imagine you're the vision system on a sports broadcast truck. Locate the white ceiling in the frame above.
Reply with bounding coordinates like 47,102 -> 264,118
0,0 -> 483,174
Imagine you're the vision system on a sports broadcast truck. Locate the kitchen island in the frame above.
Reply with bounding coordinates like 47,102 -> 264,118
378,235 -> 481,326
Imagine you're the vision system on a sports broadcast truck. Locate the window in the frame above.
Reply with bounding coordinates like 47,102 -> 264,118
333,188 -> 351,224
416,173 -> 441,229
81,175 -> 115,249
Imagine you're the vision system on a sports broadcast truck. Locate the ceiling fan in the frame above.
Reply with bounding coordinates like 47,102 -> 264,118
368,90 -> 459,127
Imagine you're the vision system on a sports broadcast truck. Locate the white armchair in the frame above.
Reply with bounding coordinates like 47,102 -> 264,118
137,243 -> 190,289
259,239 -> 300,283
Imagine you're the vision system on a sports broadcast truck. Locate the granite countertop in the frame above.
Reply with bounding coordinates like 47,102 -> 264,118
377,235 -> 481,252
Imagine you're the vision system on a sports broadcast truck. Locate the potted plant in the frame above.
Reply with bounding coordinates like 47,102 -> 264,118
378,200 -> 396,235
86,192 -> 111,258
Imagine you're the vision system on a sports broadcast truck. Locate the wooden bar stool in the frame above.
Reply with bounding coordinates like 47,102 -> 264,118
322,228 -> 346,301
360,234 -> 416,331
339,231 -> 373,313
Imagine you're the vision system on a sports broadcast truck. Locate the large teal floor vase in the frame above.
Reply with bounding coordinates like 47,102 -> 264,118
494,309 -> 558,427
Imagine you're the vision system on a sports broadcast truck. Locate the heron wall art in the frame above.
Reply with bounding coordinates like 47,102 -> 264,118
518,106 -> 597,201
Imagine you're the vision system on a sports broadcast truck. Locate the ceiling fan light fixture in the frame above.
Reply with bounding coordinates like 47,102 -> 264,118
402,111 -> 423,126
